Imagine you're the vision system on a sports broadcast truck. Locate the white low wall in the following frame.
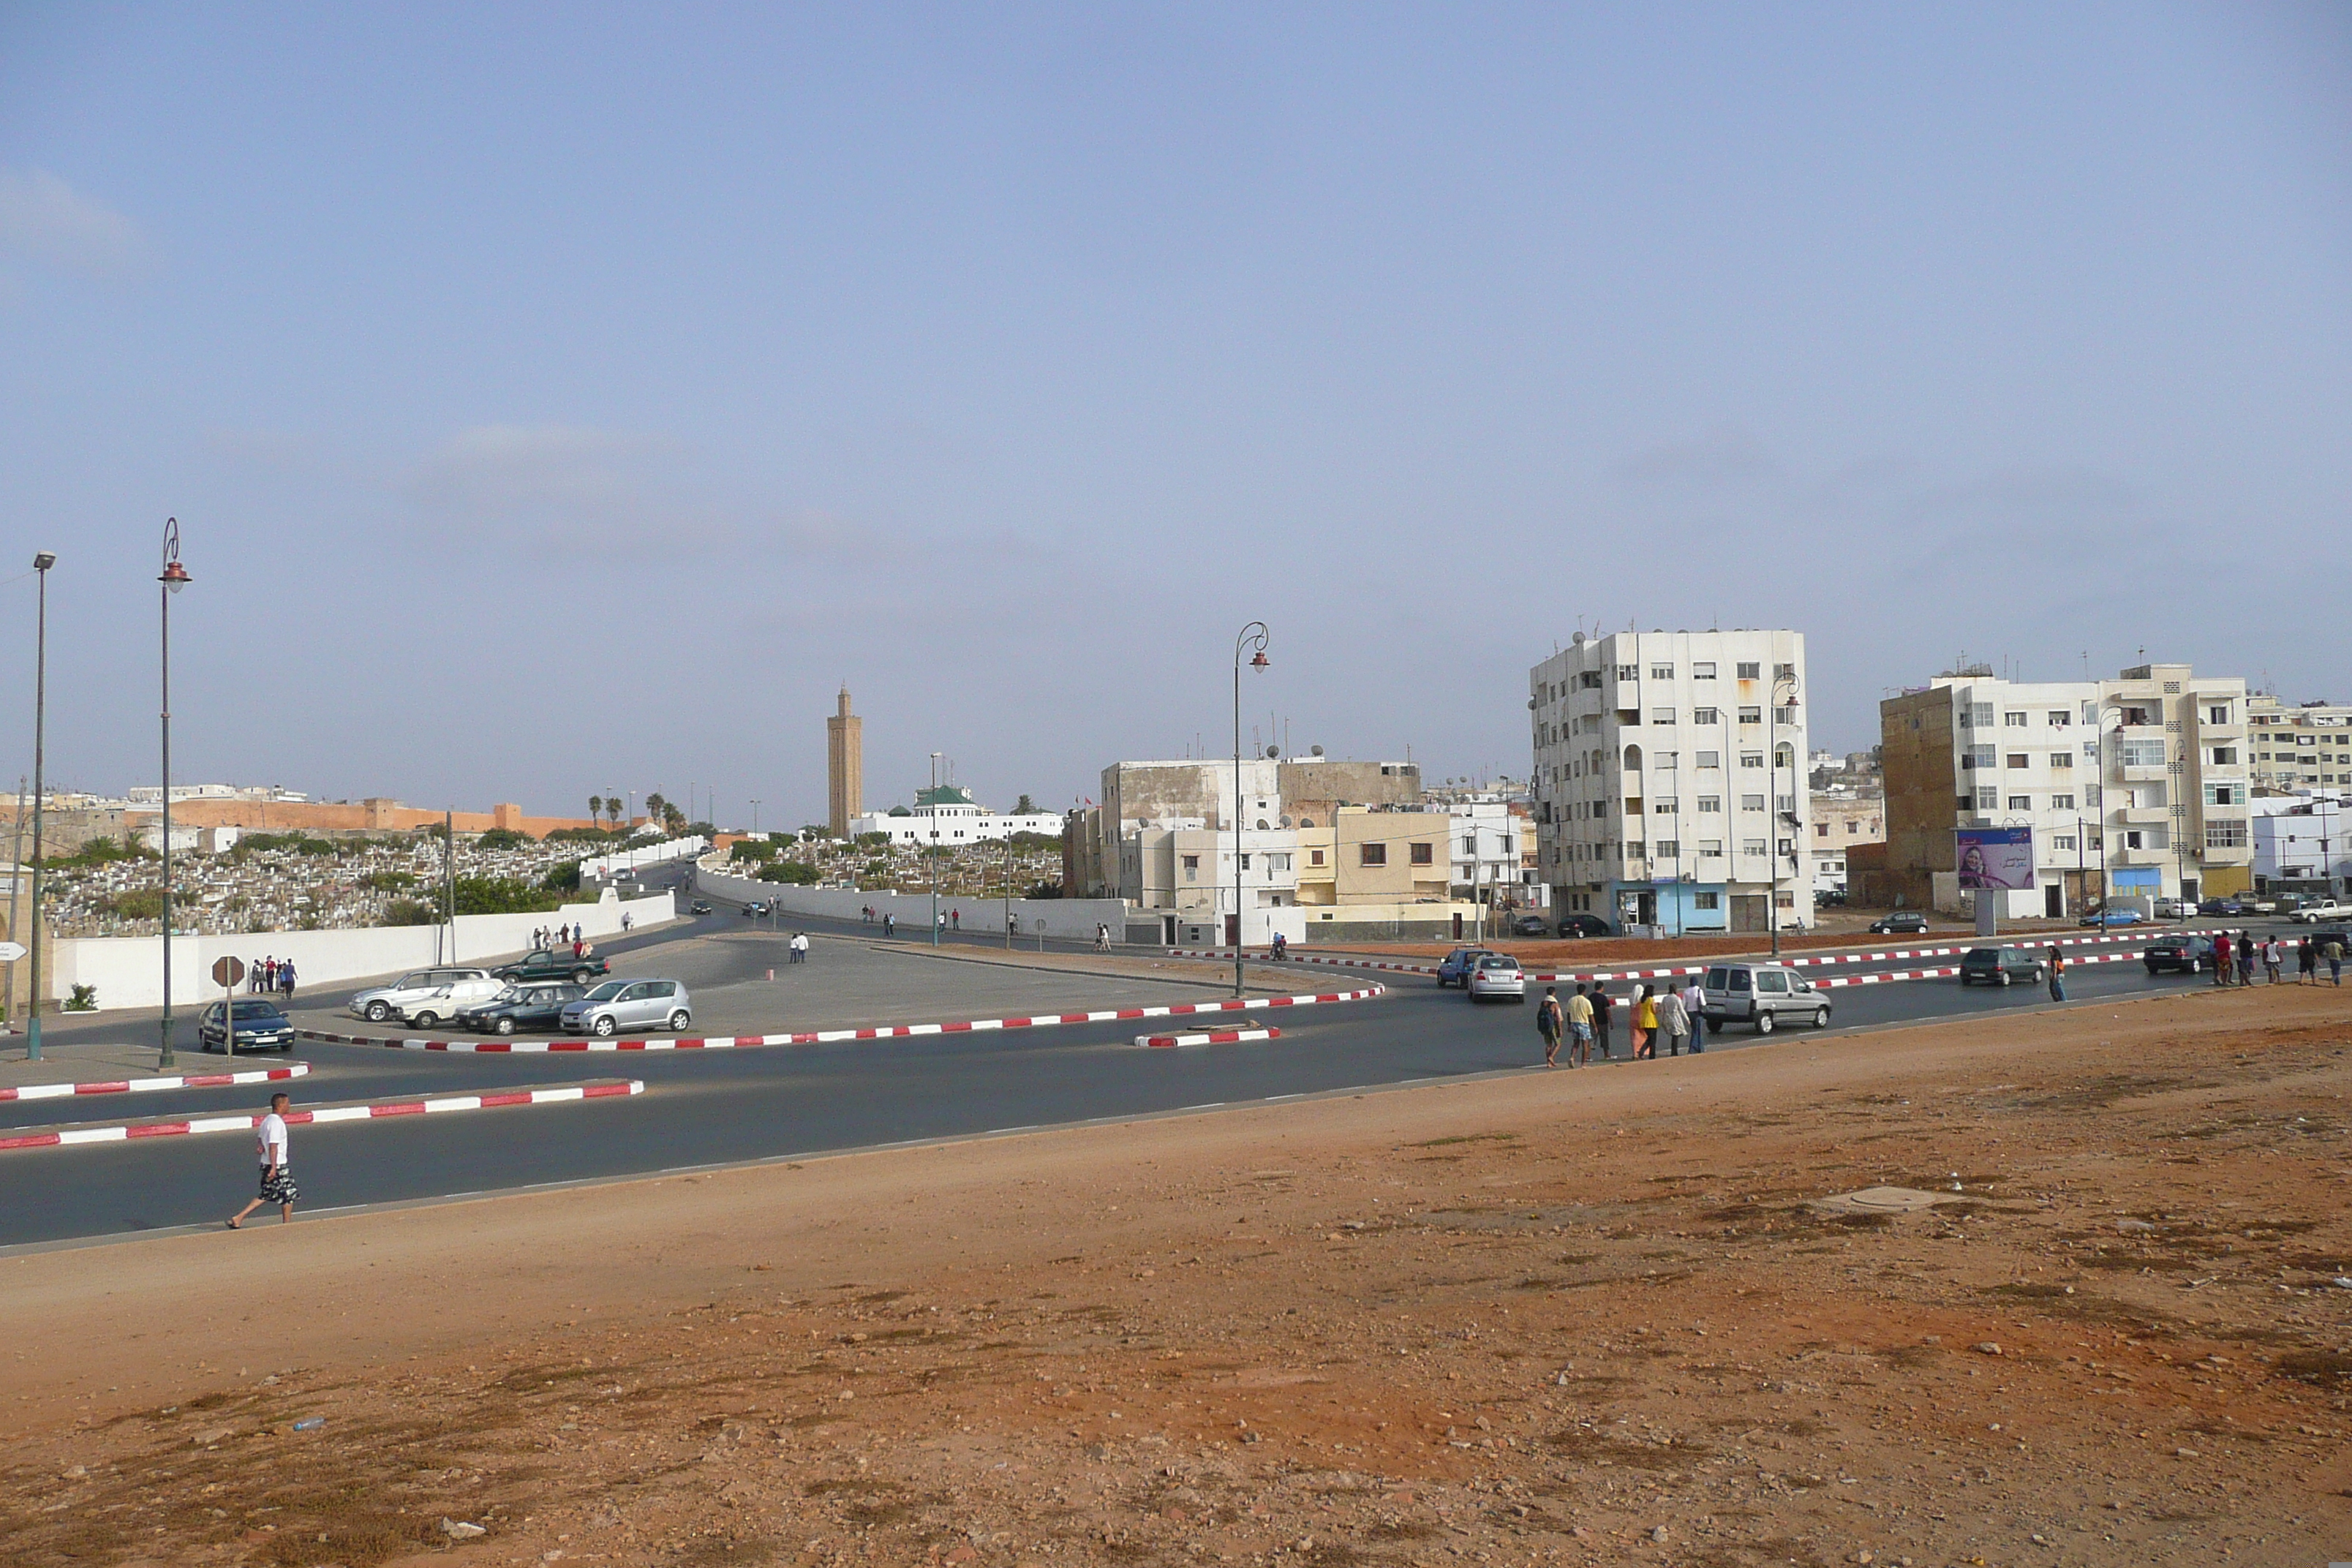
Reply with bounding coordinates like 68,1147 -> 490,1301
693,862 -> 1133,943
47,890 -> 679,1012
580,835 -> 708,881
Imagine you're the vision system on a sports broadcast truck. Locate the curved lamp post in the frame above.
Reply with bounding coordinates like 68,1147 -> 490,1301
157,519 -> 191,1068
1233,622 -> 1270,996
27,551 -> 56,1060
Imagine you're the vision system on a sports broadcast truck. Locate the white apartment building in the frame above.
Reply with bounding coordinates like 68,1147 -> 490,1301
850,785 -> 1064,845
1529,629 -> 1811,935
2248,695 -> 2352,794
1446,799 -> 1542,909
2251,796 -> 2349,893
1880,663 -> 2253,916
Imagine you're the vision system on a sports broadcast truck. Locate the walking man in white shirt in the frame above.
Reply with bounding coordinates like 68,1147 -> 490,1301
227,1092 -> 298,1227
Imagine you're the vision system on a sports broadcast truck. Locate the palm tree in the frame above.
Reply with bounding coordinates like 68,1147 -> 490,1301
588,794 -> 603,826
644,793 -> 667,829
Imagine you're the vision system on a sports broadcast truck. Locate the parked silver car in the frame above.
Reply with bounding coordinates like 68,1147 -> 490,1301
558,978 -> 694,1038
1700,962 -> 1831,1033
347,968 -> 502,1026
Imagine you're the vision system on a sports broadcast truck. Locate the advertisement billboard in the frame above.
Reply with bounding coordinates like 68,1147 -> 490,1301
1956,826 -> 2035,891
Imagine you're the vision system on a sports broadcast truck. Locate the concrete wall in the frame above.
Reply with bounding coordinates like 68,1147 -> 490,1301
45,890 -> 678,1012
578,836 -> 709,881
693,861 -> 1131,943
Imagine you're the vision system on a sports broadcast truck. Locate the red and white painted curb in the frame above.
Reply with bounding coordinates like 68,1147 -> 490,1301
0,1061 -> 309,1104
0,1079 -> 644,1153
295,986 -> 1387,1054
1168,948 -> 1441,975
1138,1027 -> 1281,1049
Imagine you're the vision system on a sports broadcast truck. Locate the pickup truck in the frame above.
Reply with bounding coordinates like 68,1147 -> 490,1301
492,947 -> 610,984
2289,900 -> 2352,925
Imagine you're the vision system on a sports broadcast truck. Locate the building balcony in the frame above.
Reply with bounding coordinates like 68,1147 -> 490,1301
2119,764 -> 2172,783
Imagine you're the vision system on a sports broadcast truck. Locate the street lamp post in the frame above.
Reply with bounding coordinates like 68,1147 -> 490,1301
27,551 -> 56,1060
929,752 -> 943,946
750,799 -> 760,835
157,520 -> 191,1069
1233,622 -> 1270,997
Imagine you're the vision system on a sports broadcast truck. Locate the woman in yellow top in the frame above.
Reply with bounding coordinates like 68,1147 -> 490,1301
1632,985 -> 1658,1059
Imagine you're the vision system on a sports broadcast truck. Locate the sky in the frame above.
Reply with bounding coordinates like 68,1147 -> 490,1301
1,3 -> 2347,826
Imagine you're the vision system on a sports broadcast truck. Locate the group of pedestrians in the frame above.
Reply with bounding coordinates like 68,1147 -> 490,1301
788,932 -> 810,963
2213,931 -> 2343,986
244,956 -> 297,1000
532,922 -> 586,950
1537,977 -> 1705,1068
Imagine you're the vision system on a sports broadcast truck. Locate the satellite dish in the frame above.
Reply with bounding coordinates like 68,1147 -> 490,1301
1278,814 -> 1292,827
1266,745 -> 1280,758
1310,745 -> 1324,756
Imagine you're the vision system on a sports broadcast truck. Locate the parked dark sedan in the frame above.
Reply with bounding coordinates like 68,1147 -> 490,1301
198,998 -> 295,1052
1869,912 -> 1929,935
2144,935 -> 2216,975
2197,897 -> 2244,917
1510,913 -> 1553,937
456,981 -> 588,1037
1556,913 -> 1613,938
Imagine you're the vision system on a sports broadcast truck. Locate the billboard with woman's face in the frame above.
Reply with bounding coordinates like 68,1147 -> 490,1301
1956,826 -> 2035,890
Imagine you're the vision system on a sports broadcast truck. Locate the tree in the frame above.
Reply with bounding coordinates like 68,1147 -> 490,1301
589,794 -> 603,825
644,792 -> 668,826
606,799 -> 624,830
1014,794 -> 1038,815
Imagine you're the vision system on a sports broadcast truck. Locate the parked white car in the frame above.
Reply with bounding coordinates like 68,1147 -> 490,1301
2289,900 -> 2352,924
347,968 -> 502,1027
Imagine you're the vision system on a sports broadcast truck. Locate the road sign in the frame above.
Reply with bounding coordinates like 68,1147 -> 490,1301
0,941 -> 23,962
211,955 -> 247,988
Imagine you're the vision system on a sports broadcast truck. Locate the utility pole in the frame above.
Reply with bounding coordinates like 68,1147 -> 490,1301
445,808 -> 457,962
7,774 -> 23,1035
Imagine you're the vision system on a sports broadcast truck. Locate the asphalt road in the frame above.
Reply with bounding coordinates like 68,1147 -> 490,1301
3,906 -> 2334,1251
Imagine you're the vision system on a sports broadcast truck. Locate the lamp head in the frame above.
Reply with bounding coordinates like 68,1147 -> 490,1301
160,560 -> 191,593
1249,650 -> 1269,671
32,551 -> 56,571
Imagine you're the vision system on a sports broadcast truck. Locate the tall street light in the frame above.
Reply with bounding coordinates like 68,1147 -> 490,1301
1233,622 -> 1270,997
157,520 -> 191,1068
929,752 -> 944,946
26,551 -> 56,1061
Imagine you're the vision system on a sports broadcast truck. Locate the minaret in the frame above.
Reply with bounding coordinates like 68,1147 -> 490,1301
826,686 -> 863,837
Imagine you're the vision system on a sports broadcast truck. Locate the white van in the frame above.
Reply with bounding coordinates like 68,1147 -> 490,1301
1700,963 -> 1831,1034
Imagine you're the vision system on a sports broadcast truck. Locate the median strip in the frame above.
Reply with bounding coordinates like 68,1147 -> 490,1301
0,1061 -> 310,1104
295,986 -> 1386,1053
0,1079 -> 644,1153
1137,1027 -> 1281,1049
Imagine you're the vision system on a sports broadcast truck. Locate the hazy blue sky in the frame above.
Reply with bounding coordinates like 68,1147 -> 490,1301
3,4 -> 2346,825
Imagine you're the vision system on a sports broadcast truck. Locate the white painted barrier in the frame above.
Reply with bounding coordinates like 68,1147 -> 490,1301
46,890 -> 679,1012
692,862 -> 1131,943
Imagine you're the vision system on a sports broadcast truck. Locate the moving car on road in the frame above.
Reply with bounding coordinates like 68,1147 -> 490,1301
456,981 -> 588,1036
1868,913 -> 1929,935
1436,946 -> 1496,987
492,947 -> 608,985
1466,954 -> 1526,1003
1556,913 -> 1612,938
1959,946 -> 2045,986
347,968 -> 501,1026
559,978 -> 694,1038
2288,900 -> 2351,925
1700,963 -> 1831,1033
689,900 -> 712,915
2144,935 -> 2217,976
198,998 -> 295,1053
744,900 -> 770,919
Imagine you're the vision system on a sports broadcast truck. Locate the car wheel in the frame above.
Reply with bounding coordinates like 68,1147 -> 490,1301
1812,1006 -> 1828,1028
667,1009 -> 691,1032
410,1011 -> 438,1030
1754,1011 -> 1776,1034
1957,974 -> 1970,986
2146,963 -> 2160,976
593,1014 -> 618,1037
1997,973 -> 2010,987
573,968 -> 592,985
1513,994 -> 1526,1006
365,1000 -> 389,1022
497,1017 -> 516,1036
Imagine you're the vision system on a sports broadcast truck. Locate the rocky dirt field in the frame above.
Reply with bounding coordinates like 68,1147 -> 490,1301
3,984 -> 2347,1568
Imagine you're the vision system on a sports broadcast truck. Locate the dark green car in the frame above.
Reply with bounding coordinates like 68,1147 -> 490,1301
492,947 -> 609,985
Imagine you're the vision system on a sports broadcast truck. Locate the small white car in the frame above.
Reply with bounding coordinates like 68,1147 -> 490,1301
347,968 -> 502,1028
1466,954 -> 1526,1003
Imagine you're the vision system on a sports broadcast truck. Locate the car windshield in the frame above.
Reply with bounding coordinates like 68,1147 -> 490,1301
1965,949 -> 1999,961
581,981 -> 628,1002
230,1000 -> 284,1019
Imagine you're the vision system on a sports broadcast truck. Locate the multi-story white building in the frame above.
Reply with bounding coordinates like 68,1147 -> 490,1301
2248,694 -> 2352,794
849,785 -> 1064,846
1444,798 -> 1542,910
1529,629 -> 1811,934
1880,662 -> 2253,916
2251,796 -> 2349,894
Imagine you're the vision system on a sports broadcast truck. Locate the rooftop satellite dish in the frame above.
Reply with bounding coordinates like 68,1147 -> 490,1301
1572,631 -> 1586,644
1279,814 -> 1292,827
1311,744 -> 1324,756
1266,745 -> 1280,758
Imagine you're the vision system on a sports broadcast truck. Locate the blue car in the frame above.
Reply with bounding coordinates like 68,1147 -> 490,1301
1437,946 -> 1497,987
2078,907 -> 2144,928
198,998 -> 295,1052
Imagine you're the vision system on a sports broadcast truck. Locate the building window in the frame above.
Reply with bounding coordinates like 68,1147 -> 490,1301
2206,704 -> 2231,724
2047,711 -> 2070,727
1814,822 -> 1830,837
1741,794 -> 1765,812
2120,739 -> 2166,767
1696,750 -> 1720,768
2052,834 -> 2076,851
1655,840 -> 1678,857
1963,745 -> 1994,769
1309,848 -> 1324,866
1698,840 -> 1722,856
1616,663 -> 1638,681
1774,662 -> 1795,679
1651,708 -> 1677,725
1741,752 -> 1765,769
2205,821 -> 2247,849
1269,853 -> 1291,872
2006,753 -> 2029,769
1579,670 -> 1602,689
1654,800 -> 1677,815
1182,855 -> 1199,882
2048,752 -> 2071,770
1736,661 -> 1760,679
1358,843 -> 1387,867
1692,662 -> 1716,679
1738,706 -> 1762,725
1409,842 -> 1433,865
2202,783 -> 2244,807
2207,746 -> 2238,765
2120,705 -> 2155,726
2003,711 -> 2028,726
1238,853 -> 1251,871
2051,793 -> 2075,810
1694,891 -> 1720,910
1693,706 -> 1721,725
1651,663 -> 1674,679
1975,787 -> 1999,810
1775,890 -> 1796,908
1697,796 -> 1722,813
1742,838 -> 1767,856
2001,794 -> 2029,810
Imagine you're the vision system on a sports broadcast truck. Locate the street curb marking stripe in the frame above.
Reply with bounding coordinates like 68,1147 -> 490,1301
1137,1028 -> 1281,1049
297,987 -> 1385,1053
0,1062 -> 310,1104
0,1079 -> 643,1152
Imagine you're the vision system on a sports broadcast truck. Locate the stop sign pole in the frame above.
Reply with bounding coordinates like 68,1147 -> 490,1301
211,955 -> 246,1058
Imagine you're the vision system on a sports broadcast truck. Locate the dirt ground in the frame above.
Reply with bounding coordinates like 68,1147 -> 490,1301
4,984 -> 2348,1568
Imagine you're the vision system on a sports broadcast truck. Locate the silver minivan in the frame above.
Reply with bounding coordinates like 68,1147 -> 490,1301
1700,963 -> 1831,1034
559,978 -> 693,1038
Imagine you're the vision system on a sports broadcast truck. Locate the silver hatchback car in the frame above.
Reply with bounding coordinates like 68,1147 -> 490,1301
559,978 -> 693,1038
